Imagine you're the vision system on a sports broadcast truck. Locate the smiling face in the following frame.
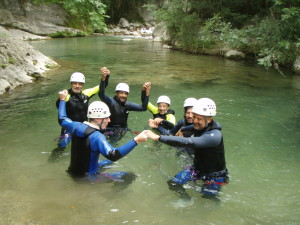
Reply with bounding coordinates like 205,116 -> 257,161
193,113 -> 212,130
158,103 -> 169,114
185,107 -> 194,124
116,91 -> 128,102
71,82 -> 84,94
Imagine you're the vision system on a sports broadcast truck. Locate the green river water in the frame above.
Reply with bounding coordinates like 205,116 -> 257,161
0,36 -> 299,225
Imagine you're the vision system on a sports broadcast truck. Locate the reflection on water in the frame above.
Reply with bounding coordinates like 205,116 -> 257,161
0,36 -> 299,225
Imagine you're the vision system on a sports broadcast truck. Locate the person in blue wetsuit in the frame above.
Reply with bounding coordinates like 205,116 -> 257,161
146,98 -> 228,199
98,68 -> 151,140
157,97 -> 197,136
57,89 -> 148,178
55,69 -> 110,149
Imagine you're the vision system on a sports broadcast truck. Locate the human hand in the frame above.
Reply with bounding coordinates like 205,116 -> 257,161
134,130 -> 148,143
176,130 -> 183,137
100,67 -> 110,80
145,130 -> 160,141
148,119 -> 158,128
58,90 -> 68,101
153,118 -> 163,125
144,82 -> 151,96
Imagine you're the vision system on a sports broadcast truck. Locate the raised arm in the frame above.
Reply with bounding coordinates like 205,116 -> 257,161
98,67 -> 114,106
58,90 -> 81,133
141,82 -> 151,110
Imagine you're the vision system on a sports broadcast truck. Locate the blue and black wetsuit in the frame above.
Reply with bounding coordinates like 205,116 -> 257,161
55,77 -> 109,147
58,100 -> 138,178
99,79 -> 149,129
158,121 -> 228,197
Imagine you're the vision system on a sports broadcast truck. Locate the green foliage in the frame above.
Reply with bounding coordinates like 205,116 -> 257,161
30,0 -> 109,33
154,0 -> 299,70
62,0 -> 108,33
49,30 -> 88,38
0,63 -> 7,68
8,57 -> 15,64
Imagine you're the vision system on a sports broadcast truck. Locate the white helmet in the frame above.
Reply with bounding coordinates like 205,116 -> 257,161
70,72 -> 85,83
192,98 -> 216,116
115,83 -> 129,93
87,101 -> 111,119
183,97 -> 197,108
157,95 -> 171,105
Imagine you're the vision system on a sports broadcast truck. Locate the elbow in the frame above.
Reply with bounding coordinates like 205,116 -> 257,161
106,151 -> 123,161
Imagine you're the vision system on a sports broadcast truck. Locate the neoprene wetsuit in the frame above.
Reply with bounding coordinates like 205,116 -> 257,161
147,102 -> 176,129
159,121 -> 228,196
157,118 -> 192,135
55,77 -> 109,147
58,100 -> 139,177
99,79 -> 149,128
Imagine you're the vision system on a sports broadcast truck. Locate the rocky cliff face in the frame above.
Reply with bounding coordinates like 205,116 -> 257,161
0,0 -> 78,95
0,26 -> 58,94
0,0 -> 80,35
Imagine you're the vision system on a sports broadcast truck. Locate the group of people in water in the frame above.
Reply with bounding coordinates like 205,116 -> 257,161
56,67 -> 228,200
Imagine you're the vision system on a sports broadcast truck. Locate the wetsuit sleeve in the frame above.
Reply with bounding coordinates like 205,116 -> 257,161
158,119 -> 184,135
159,119 -> 175,130
126,92 -> 149,111
90,133 -> 137,161
58,100 -> 81,134
82,85 -> 99,98
181,124 -> 193,132
98,79 -> 115,107
166,113 -> 176,125
147,102 -> 159,114
141,90 -> 149,110
159,130 -> 222,148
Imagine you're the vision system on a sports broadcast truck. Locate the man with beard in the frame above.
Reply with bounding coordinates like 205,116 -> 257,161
55,69 -> 109,149
155,97 -> 197,136
145,98 -> 228,199
98,67 -> 151,140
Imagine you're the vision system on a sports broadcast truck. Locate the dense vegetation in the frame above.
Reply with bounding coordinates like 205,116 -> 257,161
32,0 -> 299,70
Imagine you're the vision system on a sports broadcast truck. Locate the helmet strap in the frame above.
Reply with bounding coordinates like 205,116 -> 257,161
99,119 -> 104,130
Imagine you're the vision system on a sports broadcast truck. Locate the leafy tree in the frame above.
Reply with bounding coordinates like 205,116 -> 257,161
31,0 -> 109,33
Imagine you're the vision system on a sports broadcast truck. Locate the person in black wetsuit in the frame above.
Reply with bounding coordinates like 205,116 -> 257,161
57,90 -> 148,180
54,69 -> 109,149
146,98 -> 228,199
147,95 -> 176,131
157,97 -> 197,136
98,68 -> 151,140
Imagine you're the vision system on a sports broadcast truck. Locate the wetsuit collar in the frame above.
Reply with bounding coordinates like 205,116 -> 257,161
83,121 -> 100,130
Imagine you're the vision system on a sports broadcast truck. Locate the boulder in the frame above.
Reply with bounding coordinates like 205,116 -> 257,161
118,18 -> 130,29
152,22 -> 171,42
293,56 -> 300,74
0,0 -> 81,36
225,50 -> 246,59
0,26 -> 58,94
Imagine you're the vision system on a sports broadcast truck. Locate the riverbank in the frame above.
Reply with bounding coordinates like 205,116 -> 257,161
0,26 -> 59,95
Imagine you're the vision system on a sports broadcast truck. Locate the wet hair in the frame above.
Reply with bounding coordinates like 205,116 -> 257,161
183,106 -> 193,118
